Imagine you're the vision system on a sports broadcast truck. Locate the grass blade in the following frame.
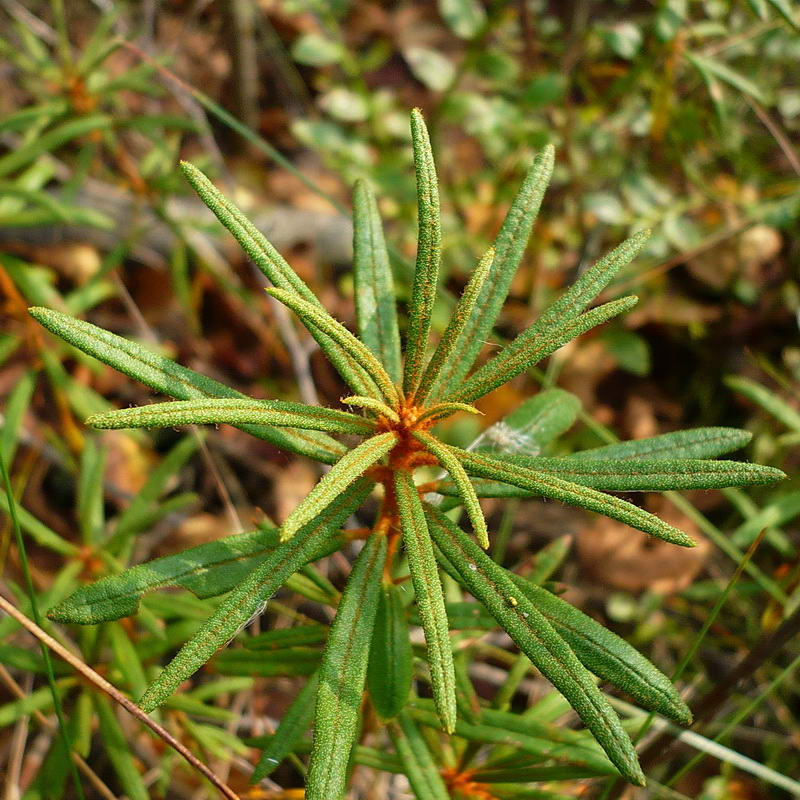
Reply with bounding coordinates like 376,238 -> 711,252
94,694 -> 149,800
403,108 -> 442,395
394,471 -> 456,733
415,430 -> 489,548
428,145 -> 555,398
87,397 -> 374,436
451,296 -> 638,404
353,178 -> 402,384
368,583 -> 413,720
267,288 -> 399,404
280,432 -> 396,541
425,506 -> 645,786
415,247 -> 493,403
306,534 -> 387,800
29,307 -> 346,464
389,711 -> 451,800
138,480 -> 371,711
452,445 -> 696,547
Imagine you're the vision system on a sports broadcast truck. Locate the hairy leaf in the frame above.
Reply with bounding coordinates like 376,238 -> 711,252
28,307 -> 345,464
389,712 -> 451,800
415,430 -> 489,548
353,178 -> 403,384
569,427 -> 753,461
306,534 -> 387,800
425,507 -> 644,785
416,246 -> 493,403
341,395 -> 400,422
87,397 -> 374,436
138,480 -> 371,711
395,470 -> 457,733
404,108 -> 442,395
451,296 -> 639,404
368,583 -> 413,720
429,145 -> 555,398
280,433 -> 396,541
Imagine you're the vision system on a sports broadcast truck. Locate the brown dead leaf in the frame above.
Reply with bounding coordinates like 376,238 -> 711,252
577,497 -> 710,593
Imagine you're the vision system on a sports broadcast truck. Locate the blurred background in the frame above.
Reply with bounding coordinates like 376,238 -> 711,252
0,1 -> 799,798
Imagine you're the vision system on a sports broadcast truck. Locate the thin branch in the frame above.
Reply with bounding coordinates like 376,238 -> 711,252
0,595 -> 241,800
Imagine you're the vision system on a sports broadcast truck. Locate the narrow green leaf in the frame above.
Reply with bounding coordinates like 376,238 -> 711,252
252,671 -> 320,781
725,375 -> 800,434
394,471 -> 456,733
509,578 -> 691,724
267,288 -> 398,404
475,389 -> 580,456
0,368 -> 35,466
281,432 -> 396,541
404,109 -> 442,395
368,583 -> 413,720
87,397 -> 374,436
138,480 -> 371,711
417,401 -> 481,424
526,535 -> 572,584
685,52 -> 769,104
246,625 -> 327,651
389,711 -> 451,800
416,247 -> 493,403
341,395 -> 401,422
306,534 -> 387,800
94,695 -> 149,800
452,445 -> 696,547
429,145 -> 555,398
415,430 -> 489,548
452,296 -> 639,404
353,178 -> 403,384
29,307 -> 346,464
462,455 -> 785,493
570,427 -> 753,461
77,438 -> 105,544
425,507 -> 645,786
213,648 -> 321,677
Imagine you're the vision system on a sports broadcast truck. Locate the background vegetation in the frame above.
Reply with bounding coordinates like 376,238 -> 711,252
0,1 -> 798,798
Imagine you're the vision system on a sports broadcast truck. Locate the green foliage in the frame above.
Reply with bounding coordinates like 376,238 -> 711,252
27,109 -> 784,797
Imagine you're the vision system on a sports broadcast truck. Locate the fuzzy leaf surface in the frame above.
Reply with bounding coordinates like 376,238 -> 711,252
404,108 -> 442,395
368,583 -> 413,720
306,534 -> 387,800
569,427 -> 753,461
425,507 -> 644,785
28,307 -> 345,464
87,398 -> 373,435
352,178 -> 402,384
280,432 -> 396,541
429,145 -> 555,398
395,470 -> 457,733
451,296 -> 639,404
452,446 -> 696,546
138,480 -> 371,711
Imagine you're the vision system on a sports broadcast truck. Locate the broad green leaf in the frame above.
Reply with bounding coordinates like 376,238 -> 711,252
94,694 -> 149,800
137,480 -> 371,711
267,288 -> 397,404
389,712 -> 451,800
306,534 -> 387,800
415,430 -> 489,548
29,307 -> 346,464
451,445 -> 697,547
87,397 -> 373,436
280,432 -> 396,541
451,296 -> 639,404
725,375 -> 800,434
49,524 -> 337,624
395,470 -> 456,733
510,579 -> 691,724
425,507 -> 645,785
252,671 -> 320,780
416,247 -> 493,403
438,0 -> 487,39
457,456 -> 785,493
474,389 -> 580,456
368,583 -> 413,720
569,427 -> 753,460
353,179 -> 402,384
409,699 -> 615,776
404,109 -> 442,396
429,146 -> 555,398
